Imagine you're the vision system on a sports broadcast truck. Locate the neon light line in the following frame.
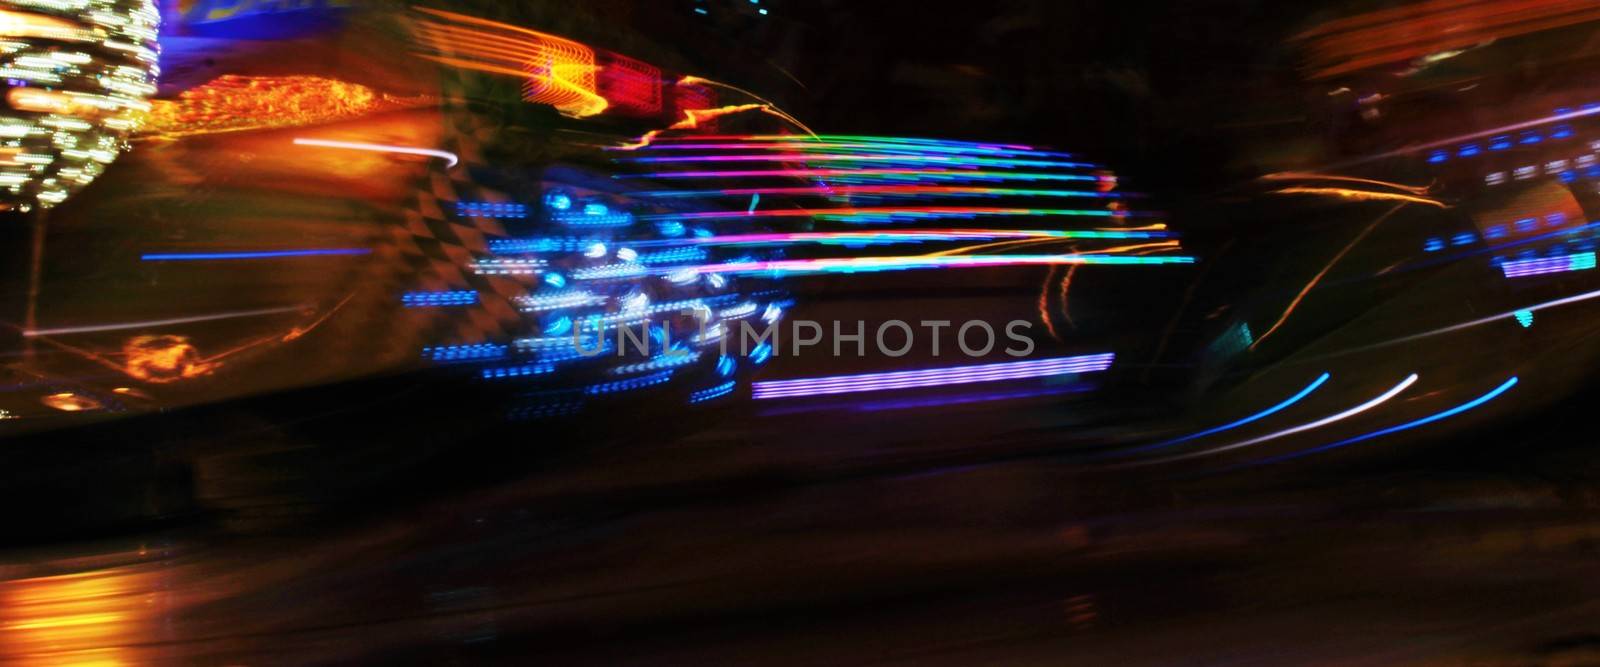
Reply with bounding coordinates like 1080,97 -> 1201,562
293,138 -> 459,167
1121,374 -> 1419,465
24,305 -> 305,337
616,141 -> 1073,158
141,248 -> 371,261
1105,373 -> 1331,457
1313,284 -> 1600,359
623,153 -> 1094,168
648,134 -> 1037,151
752,353 -> 1114,399
615,229 -> 1172,248
641,207 -> 1119,221
1252,377 -> 1518,464
631,185 -> 1120,199
670,254 -> 1195,276
617,168 -> 1097,181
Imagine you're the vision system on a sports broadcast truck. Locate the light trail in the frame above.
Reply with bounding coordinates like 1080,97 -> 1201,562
1104,373 -> 1333,457
611,228 -> 1172,248
623,153 -> 1095,169
619,140 -> 1071,158
1252,377 -> 1519,464
1251,202 -> 1407,350
1118,374 -> 1418,466
1268,187 -> 1447,208
752,353 -> 1115,399
616,168 -> 1097,181
669,253 -> 1195,276
631,185 -> 1119,199
650,134 -> 1036,151
641,206 -> 1120,221
293,138 -> 459,167
141,248 -> 371,261
1260,172 -> 1434,195
24,305 -> 305,337
1305,283 -> 1600,362
411,6 -> 607,117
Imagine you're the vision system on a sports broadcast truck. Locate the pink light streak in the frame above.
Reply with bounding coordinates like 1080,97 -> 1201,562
665,253 -> 1194,276
643,206 -> 1117,221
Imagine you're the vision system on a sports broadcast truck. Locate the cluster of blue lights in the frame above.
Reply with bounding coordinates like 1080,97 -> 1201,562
637,247 -> 709,265
402,290 -> 479,307
1429,126 -> 1576,165
611,350 -> 703,375
585,370 -> 675,395
506,401 -> 581,421
456,201 -> 529,218
489,237 -> 610,254
1423,212 -> 1575,253
750,341 -> 773,365
690,381 -> 737,404
481,362 -> 557,379
552,201 -> 635,227
424,343 -> 507,362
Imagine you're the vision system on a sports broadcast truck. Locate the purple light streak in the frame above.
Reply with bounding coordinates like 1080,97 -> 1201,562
752,353 -> 1114,399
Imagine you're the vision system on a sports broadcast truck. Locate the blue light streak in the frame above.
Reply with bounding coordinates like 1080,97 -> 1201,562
1252,377 -> 1518,464
1106,373 -> 1330,457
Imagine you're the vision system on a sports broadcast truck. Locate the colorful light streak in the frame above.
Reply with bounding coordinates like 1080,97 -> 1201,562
1251,377 -> 1519,465
669,254 -> 1194,277
1105,373 -> 1332,457
140,248 -> 371,261
644,206 -> 1120,222
622,140 -> 1071,158
608,228 -> 1171,249
624,153 -> 1094,169
631,185 -> 1120,199
752,353 -> 1115,400
1122,375 -> 1419,465
293,138 -> 458,167
1500,251 -> 1596,278
654,134 -> 1035,151
618,168 -> 1097,182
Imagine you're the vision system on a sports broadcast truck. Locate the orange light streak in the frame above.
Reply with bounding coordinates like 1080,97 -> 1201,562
1250,203 -> 1407,351
1262,172 -> 1434,196
1269,187 -> 1446,208
412,7 -> 606,117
